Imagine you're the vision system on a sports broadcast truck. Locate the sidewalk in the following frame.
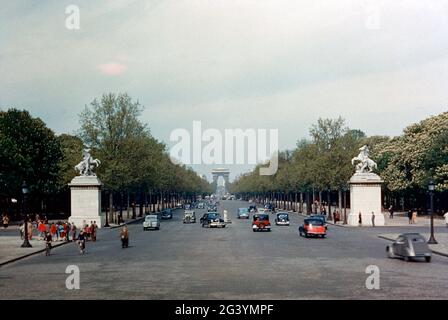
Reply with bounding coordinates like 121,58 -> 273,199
294,209 -> 446,228
379,232 -> 448,257
0,216 -> 144,267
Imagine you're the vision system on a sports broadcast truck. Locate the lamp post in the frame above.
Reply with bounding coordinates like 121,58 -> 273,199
104,189 -> 110,227
327,188 -> 332,221
427,179 -> 437,244
21,181 -> 32,248
342,185 -> 348,225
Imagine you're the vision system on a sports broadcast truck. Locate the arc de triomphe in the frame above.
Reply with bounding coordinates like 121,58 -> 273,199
211,168 -> 230,194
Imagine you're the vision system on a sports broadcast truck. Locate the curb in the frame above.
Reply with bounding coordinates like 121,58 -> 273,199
378,235 -> 448,258
0,241 -> 70,268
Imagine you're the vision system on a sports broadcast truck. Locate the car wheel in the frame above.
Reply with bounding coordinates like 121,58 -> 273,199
386,246 -> 395,259
425,256 -> 431,263
404,256 -> 411,262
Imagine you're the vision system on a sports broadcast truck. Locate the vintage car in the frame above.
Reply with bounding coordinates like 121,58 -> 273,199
275,212 -> 290,226
298,218 -> 326,238
143,214 -> 160,231
237,207 -> 250,219
386,233 -> 432,262
183,210 -> 196,223
309,214 -> 328,230
201,212 -> 226,228
264,203 -> 276,213
252,213 -> 271,232
161,209 -> 173,220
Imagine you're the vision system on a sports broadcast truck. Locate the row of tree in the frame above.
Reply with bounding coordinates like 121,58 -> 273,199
0,93 -> 212,220
229,112 -> 448,214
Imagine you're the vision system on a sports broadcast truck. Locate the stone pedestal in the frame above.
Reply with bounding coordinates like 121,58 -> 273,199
68,175 -> 104,229
348,173 -> 385,226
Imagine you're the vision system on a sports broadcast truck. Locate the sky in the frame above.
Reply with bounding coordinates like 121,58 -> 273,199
1,0 -> 448,181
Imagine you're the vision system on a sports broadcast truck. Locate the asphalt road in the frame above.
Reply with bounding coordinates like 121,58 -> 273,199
1,200 -> 448,299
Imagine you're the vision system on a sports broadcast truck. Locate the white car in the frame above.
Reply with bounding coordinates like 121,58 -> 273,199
143,215 -> 160,231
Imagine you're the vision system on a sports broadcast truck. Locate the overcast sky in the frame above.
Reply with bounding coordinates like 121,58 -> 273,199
1,0 -> 448,181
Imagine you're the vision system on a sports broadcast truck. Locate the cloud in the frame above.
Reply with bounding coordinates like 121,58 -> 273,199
97,62 -> 127,75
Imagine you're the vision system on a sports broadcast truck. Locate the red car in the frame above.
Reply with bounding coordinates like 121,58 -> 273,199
299,218 -> 326,238
252,214 -> 271,232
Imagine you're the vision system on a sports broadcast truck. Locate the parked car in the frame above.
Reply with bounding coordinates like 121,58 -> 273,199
309,214 -> 328,230
161,209 -> 173,220
298,218 -> 326,238
386,233 -> 431,262
183,210 -> 196,223
275,212 -> 290,226
143,214 -> 160,231
252,213 -> 271,232
237,207 -> 250,219
249,205 -> 257,213
201,212 -> 226,228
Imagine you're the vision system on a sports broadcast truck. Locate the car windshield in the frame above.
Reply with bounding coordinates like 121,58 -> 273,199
145,216 -> 157,221
254,215 -> 269,221
239,208 -> 248,213
278,214 -> 288,219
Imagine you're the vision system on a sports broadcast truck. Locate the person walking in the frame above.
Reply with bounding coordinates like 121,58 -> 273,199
2,214 -> 9,229
388,205 -> 394,219
358,211 -> 362,226
408,210 -> 412,224
444,211 -> 448,228
19,223 -> 24,239
371,212 -> 375,227
27,220 -> 33,240
412,210 -> 417,224
50,223 -> 57,239
70,223 -> 77,242
90,221 -> 97,242
37,221 -> 46,239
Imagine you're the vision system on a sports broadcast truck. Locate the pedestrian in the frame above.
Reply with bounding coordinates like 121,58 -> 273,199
358,211 -> 362,226
388,205 -> 394,219
27,221 -> 33,240
2,214 -> 10,229
50,223 -> 57,239
371,212 -> 375,227
37,221 -> 46,239
444,211 -> 448,228
90,221 -> 96,242
70,223 -> 77,242
19,223 -> 24,239
65,223 -> 70,242
408,210 -> 412,224
412,210 -> 417,224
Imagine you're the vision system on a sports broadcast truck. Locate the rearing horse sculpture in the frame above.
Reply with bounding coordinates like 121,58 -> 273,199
75,149 -> 101,176
351,145 -> 377,173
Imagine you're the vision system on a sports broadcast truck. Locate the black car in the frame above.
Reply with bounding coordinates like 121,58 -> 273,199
200,212 -> 225,228
161,209 -> 173,220
249,205 -> 257,213
264,203 -> 276,213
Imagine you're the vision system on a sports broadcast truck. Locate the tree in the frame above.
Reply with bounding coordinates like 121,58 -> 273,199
0,109 -> 62,198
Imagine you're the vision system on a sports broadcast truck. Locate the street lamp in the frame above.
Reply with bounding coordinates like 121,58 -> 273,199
21,181 -> 32,248
427,179 -> 437,244
104,189 -> 110,227
327,187 -> 332,221
342,185 -> 348,225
